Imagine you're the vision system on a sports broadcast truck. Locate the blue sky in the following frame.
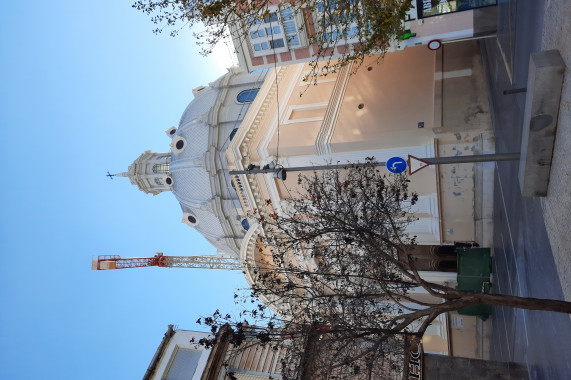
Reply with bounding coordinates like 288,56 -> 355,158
0,2 -> 248,379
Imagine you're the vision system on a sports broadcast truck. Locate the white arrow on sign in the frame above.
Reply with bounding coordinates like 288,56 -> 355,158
408,155 -> 431,175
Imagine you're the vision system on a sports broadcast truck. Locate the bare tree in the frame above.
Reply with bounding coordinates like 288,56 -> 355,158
194,161 -> 571,379
132,0 -> 412,76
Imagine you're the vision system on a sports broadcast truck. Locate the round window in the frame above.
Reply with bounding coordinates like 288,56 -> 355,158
171,136 -> 187,156
166,177 -> 173,185
188,215 -> 197,223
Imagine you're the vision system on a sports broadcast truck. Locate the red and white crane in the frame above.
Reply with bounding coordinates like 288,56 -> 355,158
91,252 -> 241,271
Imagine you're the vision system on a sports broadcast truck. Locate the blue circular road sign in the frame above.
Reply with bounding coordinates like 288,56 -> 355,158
386,157 -> 407,173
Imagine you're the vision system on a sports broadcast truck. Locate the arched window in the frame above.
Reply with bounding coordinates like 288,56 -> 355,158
237,88 -> 260,104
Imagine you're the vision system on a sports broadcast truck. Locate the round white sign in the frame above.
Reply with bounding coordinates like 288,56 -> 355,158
428,39 -> 442,51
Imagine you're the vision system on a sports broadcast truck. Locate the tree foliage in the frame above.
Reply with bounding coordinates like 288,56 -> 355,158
193,161 -> 571,379
132,0 -> 412,75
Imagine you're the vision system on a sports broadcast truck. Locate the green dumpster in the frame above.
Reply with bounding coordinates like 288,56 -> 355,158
456,248 -> 492,320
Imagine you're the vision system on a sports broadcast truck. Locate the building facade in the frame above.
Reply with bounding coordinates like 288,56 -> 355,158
231,1 -> 497,72
227,41 -> 494,358
143,326 -> 282,380
122,40 -> 493,360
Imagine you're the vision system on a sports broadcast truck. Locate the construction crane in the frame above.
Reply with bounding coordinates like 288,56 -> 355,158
91,252 -> 241,271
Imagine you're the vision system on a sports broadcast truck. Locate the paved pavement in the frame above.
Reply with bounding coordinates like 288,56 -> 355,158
540,0 -> 571,303
481,1 -> 571,379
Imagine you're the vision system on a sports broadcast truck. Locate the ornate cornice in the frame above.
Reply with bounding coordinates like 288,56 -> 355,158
227,66 -> 290,215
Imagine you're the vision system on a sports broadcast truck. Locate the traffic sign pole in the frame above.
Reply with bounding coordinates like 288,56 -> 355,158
228,153 -> 520,176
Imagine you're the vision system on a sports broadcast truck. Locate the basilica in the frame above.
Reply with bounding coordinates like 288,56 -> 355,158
119,40 -> 495,359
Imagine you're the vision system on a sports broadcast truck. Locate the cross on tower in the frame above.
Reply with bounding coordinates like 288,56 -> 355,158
106,171 -> 115,180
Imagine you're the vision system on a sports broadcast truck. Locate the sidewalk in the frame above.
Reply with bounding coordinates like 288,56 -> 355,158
539,0 -> 571,302
481,1 -> 571,378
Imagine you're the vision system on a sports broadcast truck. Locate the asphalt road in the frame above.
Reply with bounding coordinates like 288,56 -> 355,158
482,1 -> 571,379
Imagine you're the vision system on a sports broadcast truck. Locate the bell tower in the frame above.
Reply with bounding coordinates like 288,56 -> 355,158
115,150 -> 173,195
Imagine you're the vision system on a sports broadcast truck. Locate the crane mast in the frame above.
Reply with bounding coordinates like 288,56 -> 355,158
91,253 -> 241,271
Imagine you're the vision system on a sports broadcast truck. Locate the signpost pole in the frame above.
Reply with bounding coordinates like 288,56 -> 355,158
228,153 -> 520,176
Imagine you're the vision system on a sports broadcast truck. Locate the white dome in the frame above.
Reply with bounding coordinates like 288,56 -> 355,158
121,67 -> 267,256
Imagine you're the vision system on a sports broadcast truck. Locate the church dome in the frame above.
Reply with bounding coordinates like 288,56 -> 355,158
119,67 -> 267,257
169,118 -> 235,252
169,90 -> 244,255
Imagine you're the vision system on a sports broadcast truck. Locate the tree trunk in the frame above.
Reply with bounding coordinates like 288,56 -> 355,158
455,291 -> 571,314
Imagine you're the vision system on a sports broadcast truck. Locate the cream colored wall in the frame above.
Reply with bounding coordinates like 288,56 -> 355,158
331,47 -> 436,152
245,66 -> 304,163
433,40 -> 494,243
258,50 -> 442,243
419,311 -> 485,359
260,47 -> 438,158
448,313 -> 483,359
236,63 -> 333,161
265,63 -> 338,158
407,166 -> 438,196
423,334 -> 449,354
265,47 -> 441,209
433,41 -> 492,135
437,141 -> 477,242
